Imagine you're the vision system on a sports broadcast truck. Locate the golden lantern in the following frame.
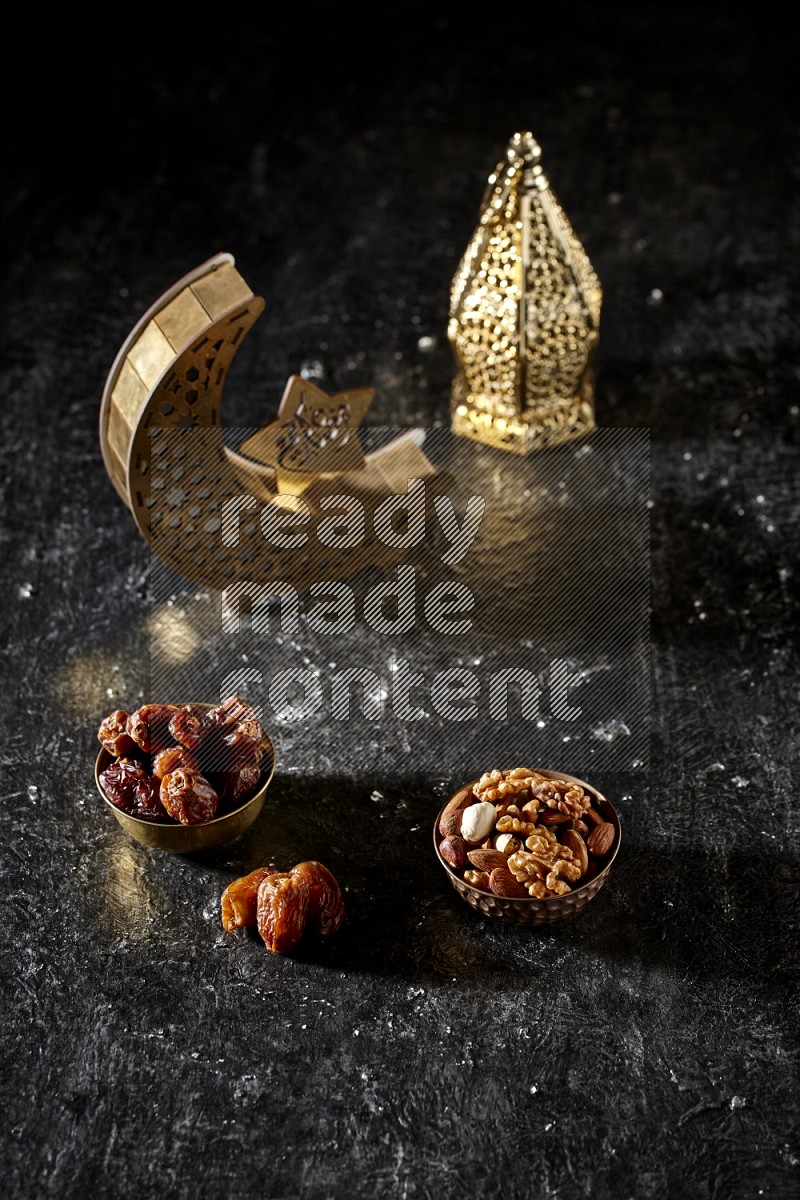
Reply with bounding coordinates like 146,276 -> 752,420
448,131 -> 602,454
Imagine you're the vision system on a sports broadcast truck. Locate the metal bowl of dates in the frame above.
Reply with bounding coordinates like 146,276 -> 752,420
433,767 -> 621,926
95,703 -> 275,853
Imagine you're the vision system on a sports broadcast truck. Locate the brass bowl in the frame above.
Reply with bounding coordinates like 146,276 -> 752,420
433,768 -> 621,925
94,705 -> 276,853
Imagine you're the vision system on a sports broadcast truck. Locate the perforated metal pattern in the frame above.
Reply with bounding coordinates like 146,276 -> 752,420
449,132 -> 602,454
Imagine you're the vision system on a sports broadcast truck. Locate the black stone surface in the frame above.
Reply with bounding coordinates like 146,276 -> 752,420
3,6 -> 799,1198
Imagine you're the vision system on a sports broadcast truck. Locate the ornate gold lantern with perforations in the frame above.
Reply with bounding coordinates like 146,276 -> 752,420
448,131 -> 602,454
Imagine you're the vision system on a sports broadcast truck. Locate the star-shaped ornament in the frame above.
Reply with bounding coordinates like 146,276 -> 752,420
239,375 -> 374,494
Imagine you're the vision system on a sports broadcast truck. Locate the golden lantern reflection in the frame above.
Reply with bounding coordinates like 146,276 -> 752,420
97,839 -> 160,943
146,603 -> 202,666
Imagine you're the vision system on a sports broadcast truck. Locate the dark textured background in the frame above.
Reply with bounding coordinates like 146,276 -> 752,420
3,5 -> 799,1198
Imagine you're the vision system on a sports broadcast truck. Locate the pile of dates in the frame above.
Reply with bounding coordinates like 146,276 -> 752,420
97,694 -> 269,825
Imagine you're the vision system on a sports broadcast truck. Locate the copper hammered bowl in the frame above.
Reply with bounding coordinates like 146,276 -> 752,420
94,704 -> 276,853
433,768 -> 621,926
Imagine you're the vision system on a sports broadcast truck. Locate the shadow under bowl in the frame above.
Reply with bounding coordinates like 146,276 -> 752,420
94,706 -> 276,853
433,768 -> 621,926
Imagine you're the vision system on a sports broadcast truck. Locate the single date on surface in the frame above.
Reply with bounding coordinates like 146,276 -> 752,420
96,695 -> 269,826
220,860 -> 346,954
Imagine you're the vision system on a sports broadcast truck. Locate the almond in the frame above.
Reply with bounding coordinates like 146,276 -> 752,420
467,849 -> 507,872
489,867 -> 529,898
561,828 -> 589,876
585,806 -> 604,826
586,821 -> 615,857
438,787 -> 476,837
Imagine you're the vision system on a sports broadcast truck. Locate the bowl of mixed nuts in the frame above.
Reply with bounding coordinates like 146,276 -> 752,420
94,694 -> 275,852
433,767 -> 621,925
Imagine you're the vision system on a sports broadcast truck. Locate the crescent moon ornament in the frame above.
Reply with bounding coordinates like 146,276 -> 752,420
99,253 -> 450,591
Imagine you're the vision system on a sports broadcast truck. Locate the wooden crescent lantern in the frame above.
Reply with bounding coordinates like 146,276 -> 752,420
99,253 -> 450,591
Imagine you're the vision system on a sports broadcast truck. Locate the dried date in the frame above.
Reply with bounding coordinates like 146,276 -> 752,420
291,861 -> 346,936
126,704 -> 179,754
169,704 -> 212,751
210,694 -> 257,727
97,710 -> 137,757
152,745 -> 199,780
132,774 -> 170,821
159,767 -> 219,825
224,718 -> 269,763
256,872 -> 309,954
210,761 -> 261,808
221,866 -> 278,931
201,719 -> 268,774
99,757 -> 147,813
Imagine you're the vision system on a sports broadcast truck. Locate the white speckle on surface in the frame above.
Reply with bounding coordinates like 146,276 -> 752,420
648,288 -> 664,304
729,1096 -> 746,1110
732,776 -> 749,789
592,719 -> 631,742
18,582 -> 34,599
530,1085 -> 538,1094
